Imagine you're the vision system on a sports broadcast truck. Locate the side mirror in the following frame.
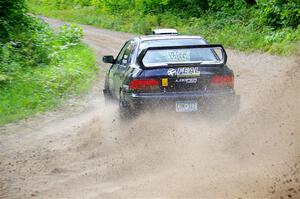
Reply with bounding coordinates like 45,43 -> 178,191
103,55 -> 115,64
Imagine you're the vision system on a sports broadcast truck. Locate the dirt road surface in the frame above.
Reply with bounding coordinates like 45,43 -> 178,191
0,18 -> 299,199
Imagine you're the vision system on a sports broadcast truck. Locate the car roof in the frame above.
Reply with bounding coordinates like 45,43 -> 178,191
137,35 -> 204,42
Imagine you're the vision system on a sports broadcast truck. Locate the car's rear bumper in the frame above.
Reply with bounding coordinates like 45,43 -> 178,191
124,89 -> 239,111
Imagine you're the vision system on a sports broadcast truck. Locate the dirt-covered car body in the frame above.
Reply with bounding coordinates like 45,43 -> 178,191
103,31 -> 239,116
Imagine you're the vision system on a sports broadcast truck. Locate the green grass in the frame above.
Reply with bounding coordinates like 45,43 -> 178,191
29,4 -> 300,56
0,44 -> 97,125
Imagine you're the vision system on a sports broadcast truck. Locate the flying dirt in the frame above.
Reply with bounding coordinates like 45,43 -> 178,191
0,18 -> 299,199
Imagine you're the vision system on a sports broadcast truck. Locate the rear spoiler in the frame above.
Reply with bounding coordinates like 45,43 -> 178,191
137,44 -> 227,69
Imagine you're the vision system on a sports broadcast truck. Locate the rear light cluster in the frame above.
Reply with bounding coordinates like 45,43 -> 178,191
129,79 -> 159,91
210,75 -> 234,87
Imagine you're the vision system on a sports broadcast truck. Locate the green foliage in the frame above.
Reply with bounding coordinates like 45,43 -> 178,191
0,0 -> 97,125
29,0 -> 300,28
0,44 -> 96,125
58,24 -> 83,46
135,0 -> 169,13
0,20 -> 97,125
257,0 -> 300,28
37,0 -> 92,9
0,17 -> 85,78
29,0 -> 300,55
0,0 -> 30,42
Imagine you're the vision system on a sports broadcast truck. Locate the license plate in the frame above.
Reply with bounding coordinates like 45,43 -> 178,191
176,101 -> 198,112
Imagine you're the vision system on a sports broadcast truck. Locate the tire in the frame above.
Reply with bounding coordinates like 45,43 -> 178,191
103,89 -> 113,104
118,91 -> 134,120
103,75 -> 113,104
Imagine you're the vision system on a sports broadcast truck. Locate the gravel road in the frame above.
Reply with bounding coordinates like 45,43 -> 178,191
0,18 -> 299,199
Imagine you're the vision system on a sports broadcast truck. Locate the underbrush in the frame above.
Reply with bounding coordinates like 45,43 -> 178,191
29,3 -> 300,56
0,16 -> 96,125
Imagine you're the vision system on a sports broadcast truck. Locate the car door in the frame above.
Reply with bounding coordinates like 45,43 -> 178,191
108,41 -> 130,98
112,40 -> 136,98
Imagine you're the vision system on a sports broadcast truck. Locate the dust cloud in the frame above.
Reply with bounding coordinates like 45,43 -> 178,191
0,18 -> 299,199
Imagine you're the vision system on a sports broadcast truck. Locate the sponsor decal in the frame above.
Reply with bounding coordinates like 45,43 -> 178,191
162,78 -> 168,87
167,68 -> 177,77
167,67 -> 201,77
175,78 -> 197,84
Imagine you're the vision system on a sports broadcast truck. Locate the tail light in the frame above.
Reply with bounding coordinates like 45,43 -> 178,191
129,79 -> 159,91
211,75 -> 234,87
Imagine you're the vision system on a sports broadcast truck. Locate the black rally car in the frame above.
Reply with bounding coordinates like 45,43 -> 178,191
103,29 -> 239,117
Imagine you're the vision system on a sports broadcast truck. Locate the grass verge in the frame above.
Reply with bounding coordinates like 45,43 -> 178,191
0,44 -> 96,125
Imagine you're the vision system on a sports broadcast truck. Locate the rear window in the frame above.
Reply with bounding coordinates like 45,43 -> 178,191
139,39 -> 224,67
142,48 -> 220,67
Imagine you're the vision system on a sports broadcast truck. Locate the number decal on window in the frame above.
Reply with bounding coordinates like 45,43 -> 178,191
167,50 -> 190,62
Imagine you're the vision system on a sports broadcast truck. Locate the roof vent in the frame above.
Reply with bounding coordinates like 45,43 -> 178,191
152,29 -> 178,35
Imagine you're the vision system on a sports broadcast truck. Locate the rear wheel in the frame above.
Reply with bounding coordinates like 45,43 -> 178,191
119,91 -> 135,120
103,89 -> 113,104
